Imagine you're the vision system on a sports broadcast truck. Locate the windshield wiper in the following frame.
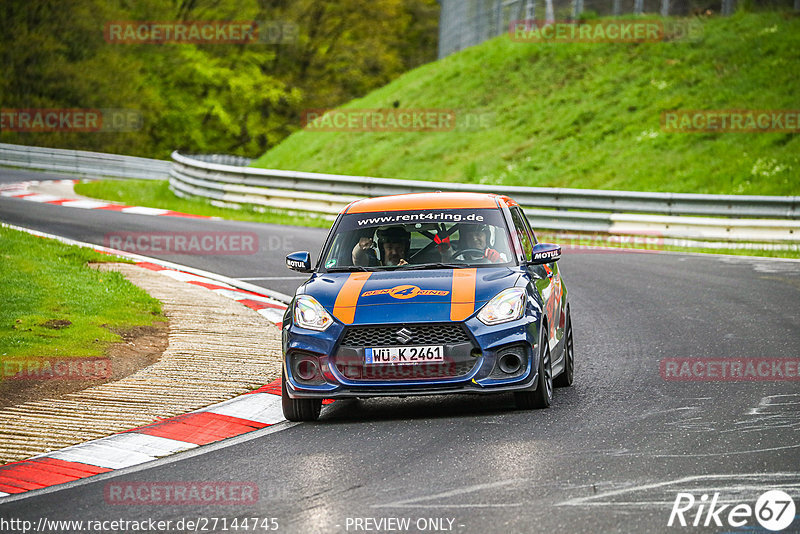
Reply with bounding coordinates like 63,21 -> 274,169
326,265 -> 371,272
397,263 -> 470,270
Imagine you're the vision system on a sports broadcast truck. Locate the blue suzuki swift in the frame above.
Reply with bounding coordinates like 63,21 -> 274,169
282,192 -> 573,421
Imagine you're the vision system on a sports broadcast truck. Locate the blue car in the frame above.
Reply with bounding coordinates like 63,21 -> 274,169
282,192 -> 573,421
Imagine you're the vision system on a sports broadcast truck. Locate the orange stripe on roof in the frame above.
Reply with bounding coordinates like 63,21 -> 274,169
346,193 -> 498,214
450,268 -> 477,321
333,272 -> 372,324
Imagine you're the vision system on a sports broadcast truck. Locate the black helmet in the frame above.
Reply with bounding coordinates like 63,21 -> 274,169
356,228 -> 375,240
376,226 -> 410,262
460,223 -> 491,243
377,226 -> 410,245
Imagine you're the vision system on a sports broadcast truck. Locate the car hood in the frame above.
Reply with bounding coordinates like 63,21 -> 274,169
299,267 -> 522,325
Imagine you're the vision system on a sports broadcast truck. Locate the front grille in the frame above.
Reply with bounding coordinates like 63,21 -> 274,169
341,324 -> 470,347
335,360 -> 476,381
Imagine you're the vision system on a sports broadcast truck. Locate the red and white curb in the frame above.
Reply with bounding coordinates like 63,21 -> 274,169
134,261 -> 287,327
0,379 -> 289,498
0,223 -> 304,500
0,180 -> 210,219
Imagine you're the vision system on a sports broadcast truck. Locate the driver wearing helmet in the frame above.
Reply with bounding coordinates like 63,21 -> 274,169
352,226 -> 409,266
458,224 -> 507,263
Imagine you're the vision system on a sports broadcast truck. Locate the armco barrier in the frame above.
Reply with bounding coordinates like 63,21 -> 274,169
169,152 -> 799,219
0,142 -> 169,180
168,151 -> 799,242
0,143 -> 797,243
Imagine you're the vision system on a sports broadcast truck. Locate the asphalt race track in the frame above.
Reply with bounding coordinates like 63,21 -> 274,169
0,170 -> 325,297
1,169 -> 799,533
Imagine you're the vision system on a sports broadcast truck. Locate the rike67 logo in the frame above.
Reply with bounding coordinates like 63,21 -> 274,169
669,490 -> 796,531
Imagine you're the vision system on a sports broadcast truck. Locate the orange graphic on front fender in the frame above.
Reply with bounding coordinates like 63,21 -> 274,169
333,272 -> 372,324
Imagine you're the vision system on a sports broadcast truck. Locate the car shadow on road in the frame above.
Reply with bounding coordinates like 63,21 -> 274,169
315,393 -> 526,424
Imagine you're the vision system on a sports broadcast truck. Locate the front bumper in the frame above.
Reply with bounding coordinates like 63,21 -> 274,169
282,314 -> 542,399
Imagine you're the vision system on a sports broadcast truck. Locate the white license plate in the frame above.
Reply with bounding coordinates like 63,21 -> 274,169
365,345 -> 444,365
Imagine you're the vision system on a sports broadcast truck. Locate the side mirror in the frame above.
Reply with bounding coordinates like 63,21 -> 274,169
286,251 -> 312,272
529,243 -> 561,264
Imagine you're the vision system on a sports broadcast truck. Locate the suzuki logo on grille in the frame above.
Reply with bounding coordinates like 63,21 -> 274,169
395,328 -> 413,344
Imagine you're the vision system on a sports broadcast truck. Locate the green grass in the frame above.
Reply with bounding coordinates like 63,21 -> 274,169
659,246 -> 798,259
537,233 -> 800,259
0,226 -> 165,361
74,179 -> 333,229
253,12 -> 800,196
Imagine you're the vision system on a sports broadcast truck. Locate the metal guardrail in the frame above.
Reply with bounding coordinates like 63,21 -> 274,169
170,152 -> 799,219
169,151 -> 800,243
186,154 -> 253,167
0,143 -> 796,243
0,143 -> 170,180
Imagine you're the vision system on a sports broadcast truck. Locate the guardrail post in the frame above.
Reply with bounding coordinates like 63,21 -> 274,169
721,0 -> 734,15
545,0 -> 555,24
525,0 -> 535,19
572,0 -> 584,18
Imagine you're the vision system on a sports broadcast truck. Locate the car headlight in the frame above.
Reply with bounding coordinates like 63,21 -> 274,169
294,295 -> 334,331
477,288 -> 526,325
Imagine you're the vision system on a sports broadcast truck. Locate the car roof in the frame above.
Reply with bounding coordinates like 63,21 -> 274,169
342,192 -> 519,214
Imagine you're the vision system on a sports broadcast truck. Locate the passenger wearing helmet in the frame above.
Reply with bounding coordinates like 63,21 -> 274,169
459,224 -> 507,263
352,226 -> 409,266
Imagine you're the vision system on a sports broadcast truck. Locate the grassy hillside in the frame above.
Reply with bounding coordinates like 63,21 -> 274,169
253,12 -> 800,195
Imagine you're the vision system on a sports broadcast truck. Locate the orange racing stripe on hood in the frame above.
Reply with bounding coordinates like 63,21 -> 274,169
333,272 -> 372,324
450,268 -> 477,321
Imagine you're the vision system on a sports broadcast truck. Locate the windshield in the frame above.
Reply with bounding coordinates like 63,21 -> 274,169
321,208 -> 514,271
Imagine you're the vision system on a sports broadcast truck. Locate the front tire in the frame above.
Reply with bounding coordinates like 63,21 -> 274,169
554,308 -> 574,388
281,371 -> 321,422
515,324 -> 553,409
